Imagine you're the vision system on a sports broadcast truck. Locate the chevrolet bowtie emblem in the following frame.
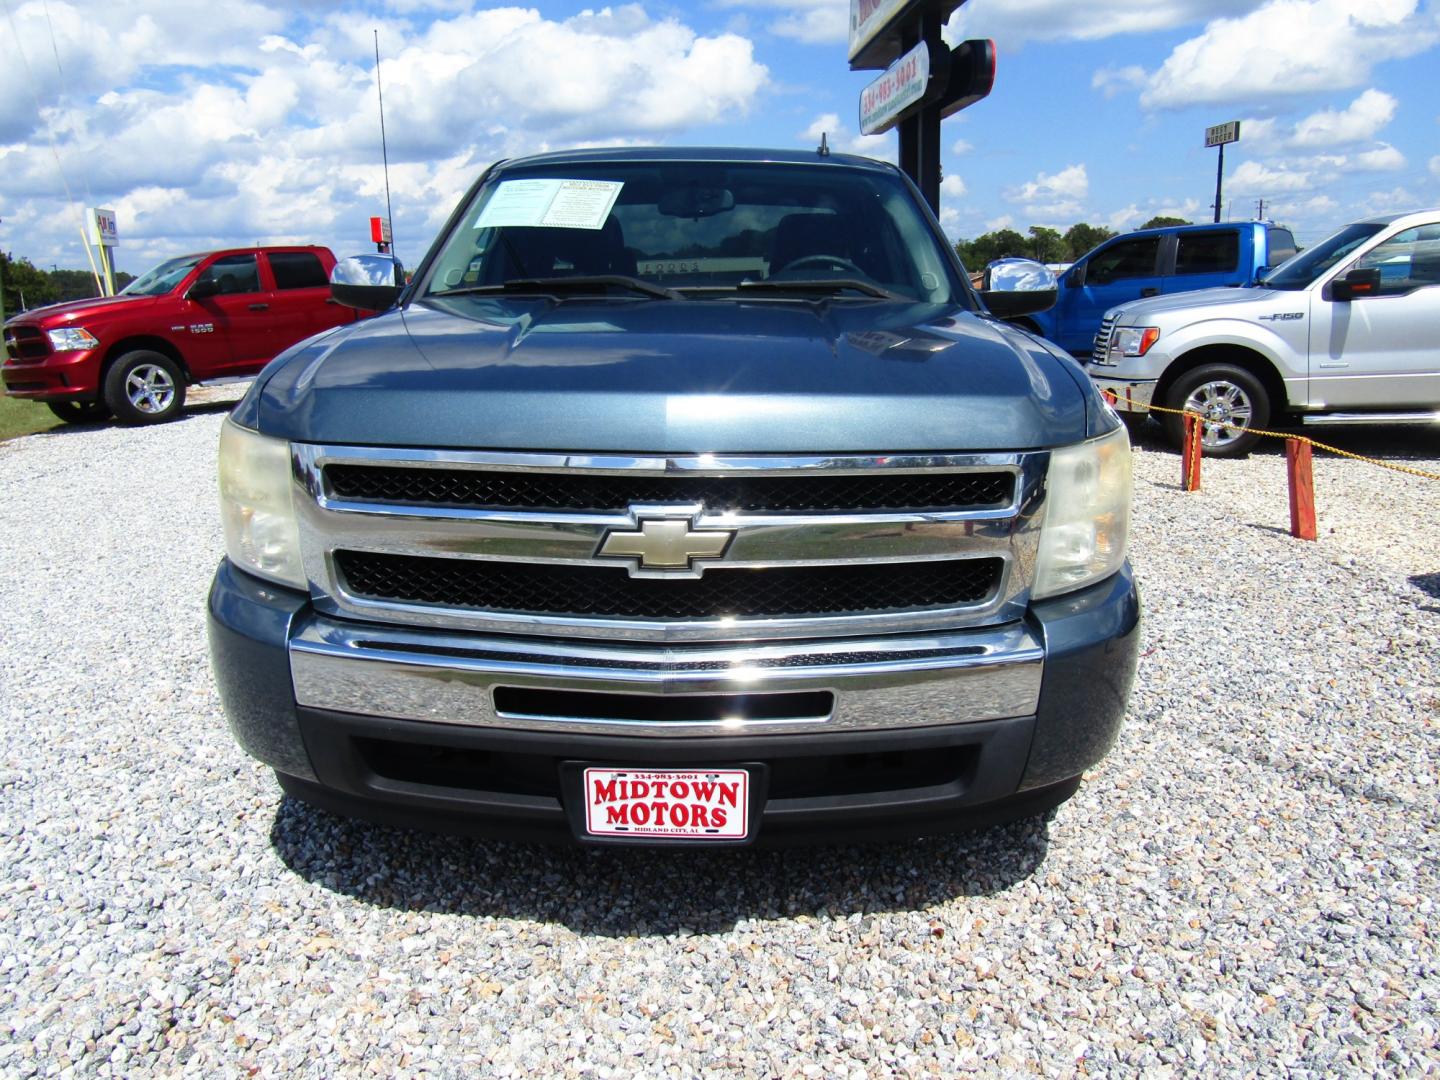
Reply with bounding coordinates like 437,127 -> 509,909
597,517 -> 734,571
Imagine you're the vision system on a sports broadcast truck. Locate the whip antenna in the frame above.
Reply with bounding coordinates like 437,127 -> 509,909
374,29 -> 395,253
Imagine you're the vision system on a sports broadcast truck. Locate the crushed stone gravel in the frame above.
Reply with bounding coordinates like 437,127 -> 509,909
0,396 -> 1436,1077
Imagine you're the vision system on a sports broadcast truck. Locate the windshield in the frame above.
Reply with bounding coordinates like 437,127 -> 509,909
1262,223 -> 1384,290
424,161 -> 966,305
120,255 -> 203,296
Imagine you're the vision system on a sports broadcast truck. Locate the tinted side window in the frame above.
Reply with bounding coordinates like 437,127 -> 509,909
1174,231 -> 1240,275
1354,224 -> 1440,294
1266,228 -> 1297,264
196,255 -> 261,295
1087,237 -> 1161,284
269,251 -> 329,290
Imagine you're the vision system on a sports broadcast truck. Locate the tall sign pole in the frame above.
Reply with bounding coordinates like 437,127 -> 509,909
1205,121 -> 1240,224
849,0 -> 993,214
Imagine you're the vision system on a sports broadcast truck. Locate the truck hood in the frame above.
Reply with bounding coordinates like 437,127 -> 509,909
243,295 -> 1095,452
1109,285 -> 1287,325
4,293 -> 157,327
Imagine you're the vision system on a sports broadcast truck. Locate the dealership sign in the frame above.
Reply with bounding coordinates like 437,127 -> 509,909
849,0 -> 909,64
88,207 -> 118,248
860,42 -> 931,134
1205,121 -> 1241,148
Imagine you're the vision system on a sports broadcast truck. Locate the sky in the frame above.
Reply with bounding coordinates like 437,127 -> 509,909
1,0 -> 1438,276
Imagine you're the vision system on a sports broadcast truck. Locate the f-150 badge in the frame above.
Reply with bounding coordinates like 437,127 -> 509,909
1256,312 -> 1303,321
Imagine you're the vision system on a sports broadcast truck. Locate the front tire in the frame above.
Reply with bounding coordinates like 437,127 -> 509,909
1161,364 -> 1270,458
47,400 -> 113,424
103,351 -> 186,425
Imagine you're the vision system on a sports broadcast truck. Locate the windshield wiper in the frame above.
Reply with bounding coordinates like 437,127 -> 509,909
734,278 -> 903,300
437,275 -> 682,300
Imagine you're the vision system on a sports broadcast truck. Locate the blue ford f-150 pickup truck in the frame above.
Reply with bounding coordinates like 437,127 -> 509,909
1014,220 -> 1297,356
207,147 -> 1140,847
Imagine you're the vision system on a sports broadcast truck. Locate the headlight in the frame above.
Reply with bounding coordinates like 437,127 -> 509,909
1032,426 -> 1132,600
47,327 -> 100,351
218,418 -> 307,590
1110,327 -> 1160,357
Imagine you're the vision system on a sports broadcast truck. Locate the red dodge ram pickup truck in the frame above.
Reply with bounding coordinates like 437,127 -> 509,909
2,246 -> 357,424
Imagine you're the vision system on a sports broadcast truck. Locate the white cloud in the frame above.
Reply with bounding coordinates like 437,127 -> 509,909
941,174 -> 967,198
1091,66 -> 1147,99
715,0 -> 846,44
951,139 -> 974,156
985,214 -> 1015,231
1141,0 -> 1439,109
1005,164 -> 1087,217
1352,144 -> 1406,171
948,0 -> 1255,49
1228,160 -> 1318,194
1290,89 -> 1397,147
0,4 -> 773,268
1364,186 -> 1420,211
1431,155 -> 1440,178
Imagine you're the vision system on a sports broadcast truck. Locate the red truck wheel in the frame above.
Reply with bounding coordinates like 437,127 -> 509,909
103,351 -> 187,425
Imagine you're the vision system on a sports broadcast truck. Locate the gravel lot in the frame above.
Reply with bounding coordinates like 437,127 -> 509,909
1,393 -> 1437,1077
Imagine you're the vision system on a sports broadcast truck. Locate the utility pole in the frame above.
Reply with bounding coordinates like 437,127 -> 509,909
1255,198 -> 1266,221
0,217 -> 6,330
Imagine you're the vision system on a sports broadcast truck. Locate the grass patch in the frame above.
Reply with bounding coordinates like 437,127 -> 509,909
0,396 -> 63,441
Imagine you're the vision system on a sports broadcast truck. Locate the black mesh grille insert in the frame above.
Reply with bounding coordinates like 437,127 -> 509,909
325,466 -> 1013,514
336,551 -> 1002,620
3,326 -> 50,362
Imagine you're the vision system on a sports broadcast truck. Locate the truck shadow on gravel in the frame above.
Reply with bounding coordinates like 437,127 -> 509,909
268,798 -> 1052,935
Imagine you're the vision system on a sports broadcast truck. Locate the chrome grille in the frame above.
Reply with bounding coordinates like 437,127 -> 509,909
292,446 -> 1048,643
1091,315 -> 1117,364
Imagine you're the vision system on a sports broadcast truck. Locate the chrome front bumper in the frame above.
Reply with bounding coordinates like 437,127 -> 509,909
289,614 -> 1044,739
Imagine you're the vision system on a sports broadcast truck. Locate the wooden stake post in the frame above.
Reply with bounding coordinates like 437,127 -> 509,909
1286,439 -> 1317,540
1181,415 -> 1203,491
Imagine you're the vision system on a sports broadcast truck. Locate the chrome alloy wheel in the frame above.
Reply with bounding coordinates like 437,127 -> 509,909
125,363 -> 177,414
1183,379 -> 1254,449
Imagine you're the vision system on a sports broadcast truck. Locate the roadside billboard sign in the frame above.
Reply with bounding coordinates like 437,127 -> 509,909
369,216 -> 392,244
1204,121 -> 1241,148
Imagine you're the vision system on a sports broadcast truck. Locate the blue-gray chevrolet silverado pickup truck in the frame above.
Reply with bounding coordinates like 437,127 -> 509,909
207,147 -> 1139,847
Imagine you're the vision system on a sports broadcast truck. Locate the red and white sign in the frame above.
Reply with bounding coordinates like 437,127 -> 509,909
583,768 -> 749,840
89,207 -> 118,248
859,41 -> 930,135
849,0 -> 909,63
369,216 -> 392,244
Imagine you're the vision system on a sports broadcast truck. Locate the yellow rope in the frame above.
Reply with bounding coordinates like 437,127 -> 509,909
1108,395 -> 1440,482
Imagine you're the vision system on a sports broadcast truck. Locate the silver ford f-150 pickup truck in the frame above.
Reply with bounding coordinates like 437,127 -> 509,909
1088,208 -> 1440,457
207,147 -> 1139,846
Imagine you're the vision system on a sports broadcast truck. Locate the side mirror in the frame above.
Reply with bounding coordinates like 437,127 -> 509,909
186,278 -> 219,301
979,258 -> 1059,318
1065,264 -> 1085,288
1331,267 -> 1381,302
330,254 -> 407,311
1253,265 -> 1271,285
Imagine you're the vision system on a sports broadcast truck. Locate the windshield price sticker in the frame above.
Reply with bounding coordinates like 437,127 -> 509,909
475,178 -> 624,231
860,41 -> 930,135
583,768 -> 750,840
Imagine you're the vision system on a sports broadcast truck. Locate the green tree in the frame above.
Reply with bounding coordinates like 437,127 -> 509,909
954,228 -> 1028,270
1062,223 -> 1116,260
1,252 -> 60,316
1027,226 -> 1066,264
1139,215 -> 1191,230
47,268 -> 104,303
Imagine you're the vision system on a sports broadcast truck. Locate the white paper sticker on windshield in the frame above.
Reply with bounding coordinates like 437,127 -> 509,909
474,179 -> 623,231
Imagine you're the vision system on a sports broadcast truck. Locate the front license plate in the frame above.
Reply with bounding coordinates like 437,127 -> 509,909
582,767 -> 750,840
